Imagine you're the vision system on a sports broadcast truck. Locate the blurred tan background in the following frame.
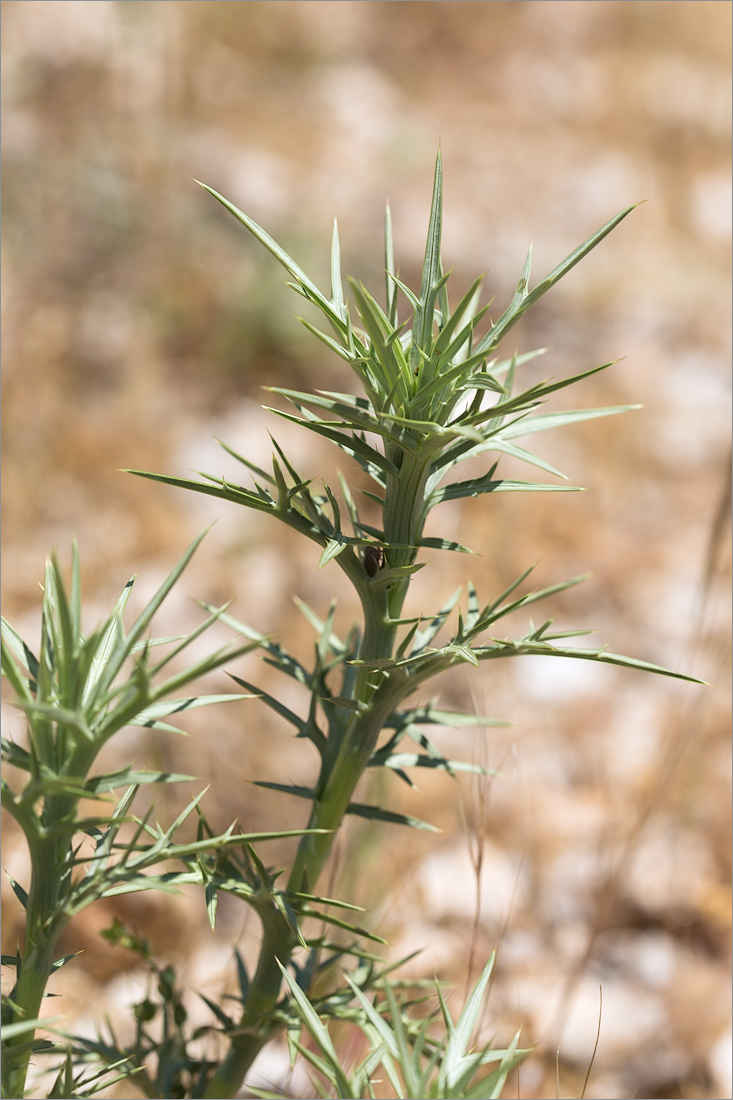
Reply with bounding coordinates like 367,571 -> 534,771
1,3 -> 731,1098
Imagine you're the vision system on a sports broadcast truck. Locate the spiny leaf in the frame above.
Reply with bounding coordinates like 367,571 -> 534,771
254,783 -> 438,831
498,403 -> 641,439
471,639 -> 707,683
8,875 -> 28,908
196,181 -> 348,338
474,205 -> 638,356
431,475 -> 582,506
412,150 -> 444,362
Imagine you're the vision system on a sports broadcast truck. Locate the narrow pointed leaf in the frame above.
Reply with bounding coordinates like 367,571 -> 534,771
473,639 -> 707,683
432,475 -> 581,505
8,875 -> 28,908
412,150 -> 444,359
498,404 -> 641,439
346,801 -> 439,831
385,200 -> 397,324
475,205 -> 637,355
197,181 -> 347,337
329,218 -> 346,320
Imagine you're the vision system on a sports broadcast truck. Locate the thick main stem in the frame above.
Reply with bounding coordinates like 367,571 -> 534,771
2,941 -> 57,1099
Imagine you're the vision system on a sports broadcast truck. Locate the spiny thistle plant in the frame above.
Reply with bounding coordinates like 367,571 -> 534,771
1,153 -> 702,1100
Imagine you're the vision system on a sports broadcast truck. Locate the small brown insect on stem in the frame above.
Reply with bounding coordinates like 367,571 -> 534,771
363,544 -> 384,577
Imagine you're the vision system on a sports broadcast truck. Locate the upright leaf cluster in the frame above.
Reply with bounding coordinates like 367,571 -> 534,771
137,156 -> 638,606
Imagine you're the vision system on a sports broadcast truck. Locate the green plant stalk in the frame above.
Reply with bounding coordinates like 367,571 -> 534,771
2,947 -> 55,1100
2,762 -> 96,1096
4,912 -> 58,1096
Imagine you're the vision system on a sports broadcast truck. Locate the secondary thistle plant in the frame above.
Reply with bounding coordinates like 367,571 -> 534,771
2,153 -> 702,1100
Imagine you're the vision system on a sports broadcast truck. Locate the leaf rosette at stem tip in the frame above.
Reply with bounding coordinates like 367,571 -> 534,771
130,153 -> 644,600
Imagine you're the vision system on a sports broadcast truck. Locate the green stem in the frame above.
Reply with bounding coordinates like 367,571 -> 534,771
2,942 -> 58,1099
383,450 -> 430,573
1,801 -> 76,1099
201,904 -> 295,1100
